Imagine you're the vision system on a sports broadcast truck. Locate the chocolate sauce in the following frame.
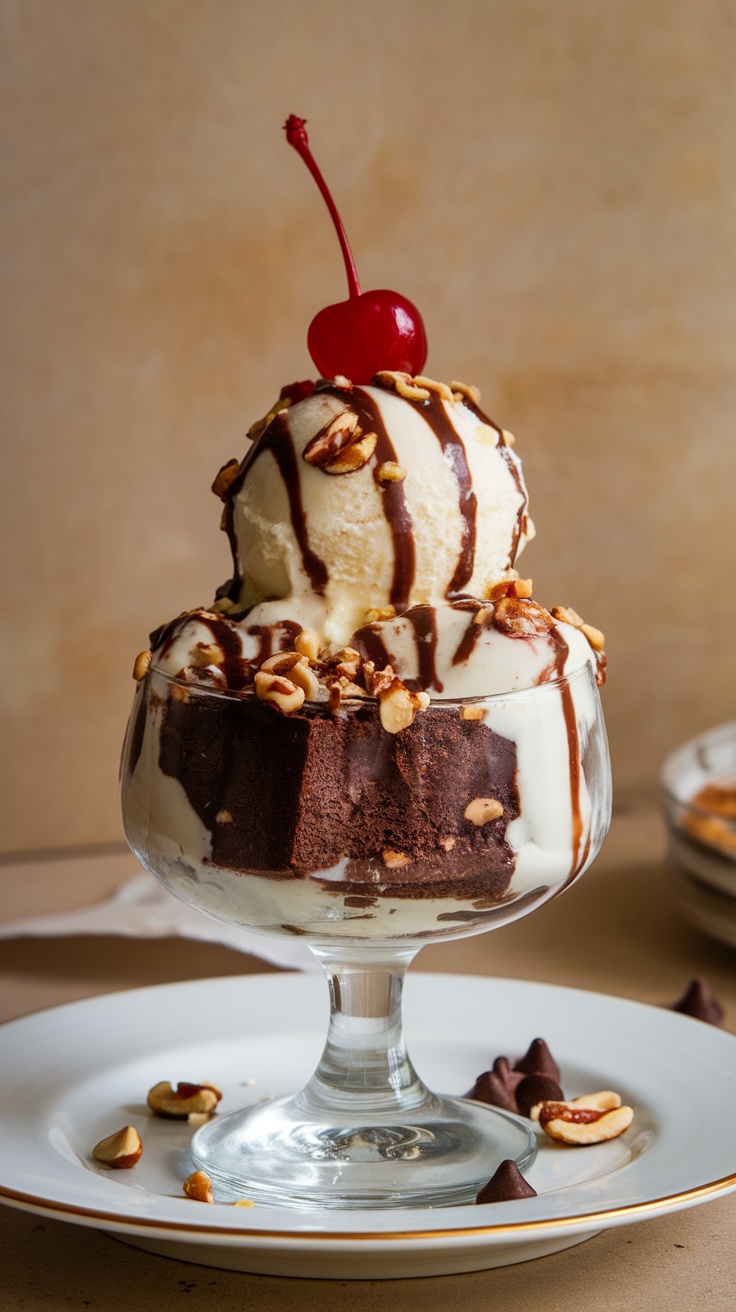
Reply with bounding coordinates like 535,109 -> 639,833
418,394 -> 478,596
451,603 -> 486,667
404,604 -> 443,692
245,620 -> 302,666
348,387 -> 416,611
351,623 -> 395,671
226,411 -> 328,596
458,393 -> 528,570
547,629 -> 584,879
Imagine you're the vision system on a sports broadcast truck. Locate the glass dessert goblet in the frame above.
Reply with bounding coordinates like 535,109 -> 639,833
122,661 -> 611,1209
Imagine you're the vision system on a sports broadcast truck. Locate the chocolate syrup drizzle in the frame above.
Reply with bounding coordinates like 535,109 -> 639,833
150,610 -> 302,693
404,603 -> 443,692
224,410 -> 328,600
460,394 -> 528,570
417,394 -> 478,596
347,387 -> 416,612
545,628 -> 585,878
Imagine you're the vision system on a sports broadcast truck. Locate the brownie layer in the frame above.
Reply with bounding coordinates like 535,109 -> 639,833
158,695 -> 520,900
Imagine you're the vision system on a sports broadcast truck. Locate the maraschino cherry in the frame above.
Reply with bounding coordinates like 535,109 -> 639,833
284,115 -> 427,384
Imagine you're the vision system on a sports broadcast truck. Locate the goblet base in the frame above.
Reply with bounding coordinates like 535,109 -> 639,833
188,1092 -> 536,1209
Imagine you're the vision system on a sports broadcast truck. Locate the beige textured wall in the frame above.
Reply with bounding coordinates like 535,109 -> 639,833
2,0 -> 736,852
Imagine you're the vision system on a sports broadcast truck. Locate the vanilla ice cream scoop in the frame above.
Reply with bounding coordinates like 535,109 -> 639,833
219,375 -> 533,647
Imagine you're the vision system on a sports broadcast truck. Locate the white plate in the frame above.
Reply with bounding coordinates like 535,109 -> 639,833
0,973 -> 734,1279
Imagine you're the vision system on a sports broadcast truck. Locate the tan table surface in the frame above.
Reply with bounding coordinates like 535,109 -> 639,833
1,802 -> 734,1310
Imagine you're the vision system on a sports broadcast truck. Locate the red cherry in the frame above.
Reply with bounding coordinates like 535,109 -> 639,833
284,115 -> 427,384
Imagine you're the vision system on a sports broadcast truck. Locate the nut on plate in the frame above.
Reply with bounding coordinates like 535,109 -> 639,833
147,1080 -> 222,1119
183,1169 -> 215,1203
92,1125 -> 143,1169
535,1091 -> 633,1145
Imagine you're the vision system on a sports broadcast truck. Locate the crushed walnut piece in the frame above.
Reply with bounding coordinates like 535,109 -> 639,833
450,379 -> 481,405
211,458 -> 241,500
373,370 -> 431,401
550,605 -> 608,684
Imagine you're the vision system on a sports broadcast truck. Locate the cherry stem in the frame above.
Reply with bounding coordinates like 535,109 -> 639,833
284,115 -> 362,301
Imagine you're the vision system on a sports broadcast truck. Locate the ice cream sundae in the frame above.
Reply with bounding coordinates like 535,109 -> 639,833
120,115 -> 613,1209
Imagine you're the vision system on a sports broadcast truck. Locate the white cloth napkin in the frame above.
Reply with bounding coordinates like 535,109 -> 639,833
0,872 -> 317,971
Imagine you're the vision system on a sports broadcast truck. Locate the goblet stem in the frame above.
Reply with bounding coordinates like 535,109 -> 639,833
188,944 -> 537,1207
303,946 -> 427,1113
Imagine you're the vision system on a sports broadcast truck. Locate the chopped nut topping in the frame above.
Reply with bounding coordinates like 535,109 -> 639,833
331,647 -> 362,680
382,848 -> 411,868
192,642 -> 223,667
377,684 -> 428,732
413,376 -> 454,403
262,648 -> 322,700
133,650 -> 151,682
500,429 -> 516,447
294,629 -> 320,662
461,705 -> 487,721
215,809 -> 233,824
440,836 -> 457,851
580,622 -> 606,652
288,660 -> 321,701
248,400 -> 290,444
211,458 -> 241,500
363,662 -> 398,699
211,595 -> 237,614
183,1169 -> 215,1203
374,370 -> 431,402
450,380 -> 481,405
303,410 -> 361,467
254,671 -> 305,713
472,605 -> 495,627
324,431 -> 377,474
550,606 -> 606,653
338,680 -> 366,698
464,797 -> 504,826
363,605 -> 396,624
493,597 -> 554,637
550,605 -> 585,628
488,578 -> 533,602
92,1125 -> 142,1169
376,460 -> 406,482
260,651 -> 302,674
379,685 -> 416,733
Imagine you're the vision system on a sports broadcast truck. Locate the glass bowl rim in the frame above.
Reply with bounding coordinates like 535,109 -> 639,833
143,655 -> 598,709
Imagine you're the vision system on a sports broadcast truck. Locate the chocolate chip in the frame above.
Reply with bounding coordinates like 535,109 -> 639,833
513,1038 -> 561,1083
475,1159 -> 537,1204
516,1073 -> 564,1118
671,977 -> 724,1026
466,1057 -> 525,1112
